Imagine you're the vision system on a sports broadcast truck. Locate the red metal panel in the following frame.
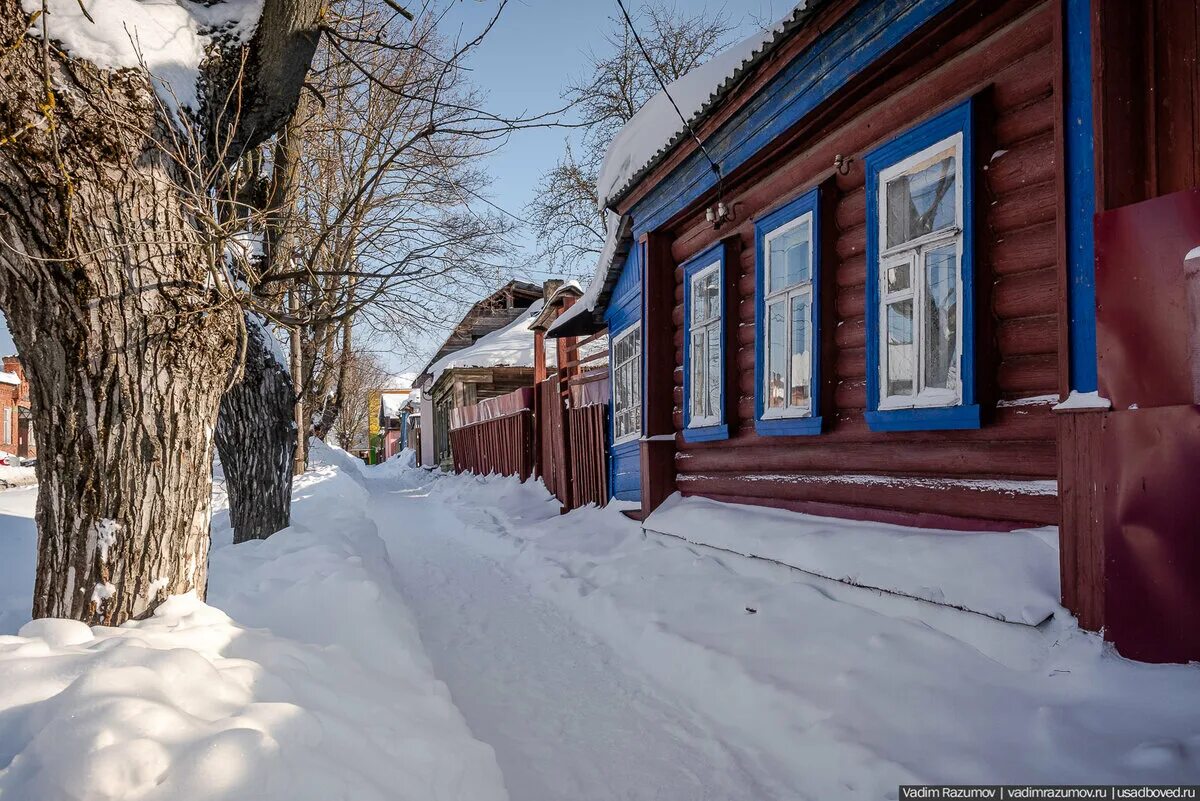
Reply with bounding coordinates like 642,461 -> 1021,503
1101,405 -> 1200,663
1095,189 -> 1200,409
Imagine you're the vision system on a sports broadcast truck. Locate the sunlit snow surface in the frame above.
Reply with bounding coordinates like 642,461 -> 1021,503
1,447 -> 1199,799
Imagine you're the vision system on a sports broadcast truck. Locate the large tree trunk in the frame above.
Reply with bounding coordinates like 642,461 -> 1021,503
216,318 -> 296,543
0,171 -> 238,623
0,0 -> 320,624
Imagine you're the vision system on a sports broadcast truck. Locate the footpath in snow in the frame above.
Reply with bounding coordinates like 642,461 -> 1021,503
367,465 -> 1200,799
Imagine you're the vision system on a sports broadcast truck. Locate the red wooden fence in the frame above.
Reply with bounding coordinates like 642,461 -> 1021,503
449,410 -> 534,481
449,337 -> 609,511
537,377 -> 568,502
566,403 -> 607,509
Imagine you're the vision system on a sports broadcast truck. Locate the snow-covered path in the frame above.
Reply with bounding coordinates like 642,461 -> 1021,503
367,478 -> 768,801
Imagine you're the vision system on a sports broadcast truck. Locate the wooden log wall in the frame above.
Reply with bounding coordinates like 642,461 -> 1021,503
662,0 -> 1064,530
450,411 -> 534,482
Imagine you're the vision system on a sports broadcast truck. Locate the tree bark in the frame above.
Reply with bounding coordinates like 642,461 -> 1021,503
0,151 -> 239,623
0,0 -> 321,624
216,318 -> 296,544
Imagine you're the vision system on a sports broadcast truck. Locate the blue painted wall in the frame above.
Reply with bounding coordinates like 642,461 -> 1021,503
606,246 -> 643,502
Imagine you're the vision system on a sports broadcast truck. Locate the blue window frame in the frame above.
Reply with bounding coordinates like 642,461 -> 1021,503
754,187 -> 823,436
864,98 -> 980,432
681,242 -> 728,442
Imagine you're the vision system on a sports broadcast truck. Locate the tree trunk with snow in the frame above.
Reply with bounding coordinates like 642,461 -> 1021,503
216,319 -> 297,544
0,0 -> 322,624
0,164 -> 239,622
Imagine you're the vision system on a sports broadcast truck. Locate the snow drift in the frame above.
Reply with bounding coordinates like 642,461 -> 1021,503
0,441 -> 508,801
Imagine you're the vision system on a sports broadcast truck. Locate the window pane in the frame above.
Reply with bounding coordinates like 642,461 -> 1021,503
767,300 -> 787,409
886,261 -> 910,293
691,333 -> 706,421
705,271 -> 720,321
769,220 -> 810,293
789,294 -> 811,409
691,275 -> 706,324
885,145 -> 957,248
706,326 -> 721,420
923,244 -> 958,391
631,355 -> 641,419
886,299 -> 915,397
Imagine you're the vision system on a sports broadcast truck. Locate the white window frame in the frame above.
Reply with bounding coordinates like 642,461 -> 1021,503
610,323 -> 642,445
2,407 -> 10,444
876,132 -> 965,411
761,211 -> 816,419
687,261 -> 723,429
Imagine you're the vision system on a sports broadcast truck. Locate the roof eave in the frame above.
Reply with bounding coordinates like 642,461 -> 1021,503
602,1 -> 823,211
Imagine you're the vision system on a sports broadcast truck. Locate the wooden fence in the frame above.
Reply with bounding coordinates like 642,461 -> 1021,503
448,315 -> 610,511
449,409 -> 534,481
449,379 -> 609,512
566,402 -> 607,509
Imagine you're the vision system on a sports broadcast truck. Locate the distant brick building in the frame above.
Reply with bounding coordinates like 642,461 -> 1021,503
0,356 -> 33,458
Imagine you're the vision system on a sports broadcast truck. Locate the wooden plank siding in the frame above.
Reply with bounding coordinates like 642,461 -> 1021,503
655,0 -> 1065,530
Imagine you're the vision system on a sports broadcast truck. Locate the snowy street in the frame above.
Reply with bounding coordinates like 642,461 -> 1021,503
368,476 -> 769,801
3,449 -> 1200,800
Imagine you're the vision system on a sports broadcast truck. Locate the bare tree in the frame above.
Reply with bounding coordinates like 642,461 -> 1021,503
329,349 -> 389,452
527,3 -> 734,276
0,0 -> 323,624
214,0 -> 563,542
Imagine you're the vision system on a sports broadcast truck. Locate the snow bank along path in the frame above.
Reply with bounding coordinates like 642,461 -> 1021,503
0,444 -> 508,801
370,468 -> 1200,799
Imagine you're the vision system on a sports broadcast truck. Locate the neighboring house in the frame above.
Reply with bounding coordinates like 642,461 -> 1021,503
377,388 -> 414,460
414,280 -> 549,468
549,0 -> 1200,662
0,355 -> 33,458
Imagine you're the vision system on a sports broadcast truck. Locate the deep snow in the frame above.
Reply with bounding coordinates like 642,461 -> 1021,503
2,451 -> 1200,800
0,444 -> 507,801
393,471 -> 1200,798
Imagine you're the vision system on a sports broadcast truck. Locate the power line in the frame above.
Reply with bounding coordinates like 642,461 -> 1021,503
613,0 -> 725,196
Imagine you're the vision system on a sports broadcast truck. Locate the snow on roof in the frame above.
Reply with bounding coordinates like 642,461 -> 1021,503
0,372 -> 18,386
596,2 -> 811,208
427,300 -> 544,385
380,392 -> 409,418
556,5 -> 814,337
24,0 -> 265,114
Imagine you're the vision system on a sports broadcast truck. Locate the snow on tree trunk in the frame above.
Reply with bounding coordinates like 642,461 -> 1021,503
216,318 -> 296,543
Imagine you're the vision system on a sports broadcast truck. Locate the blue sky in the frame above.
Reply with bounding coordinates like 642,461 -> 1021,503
0,0 -> 787,372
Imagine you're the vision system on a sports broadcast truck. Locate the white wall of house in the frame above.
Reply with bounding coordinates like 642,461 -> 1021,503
419,390 -> 435,466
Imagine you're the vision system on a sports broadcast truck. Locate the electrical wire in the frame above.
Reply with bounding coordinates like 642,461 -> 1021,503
613,0 -> 724,198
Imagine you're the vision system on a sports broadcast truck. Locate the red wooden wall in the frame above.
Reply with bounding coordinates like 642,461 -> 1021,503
658,0 -> 1065,530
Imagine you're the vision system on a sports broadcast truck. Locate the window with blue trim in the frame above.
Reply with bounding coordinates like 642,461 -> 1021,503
754,188 -> 822,436
610,323 -> 642,445
682,243 -> 728,442
865,99 -> 980,432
